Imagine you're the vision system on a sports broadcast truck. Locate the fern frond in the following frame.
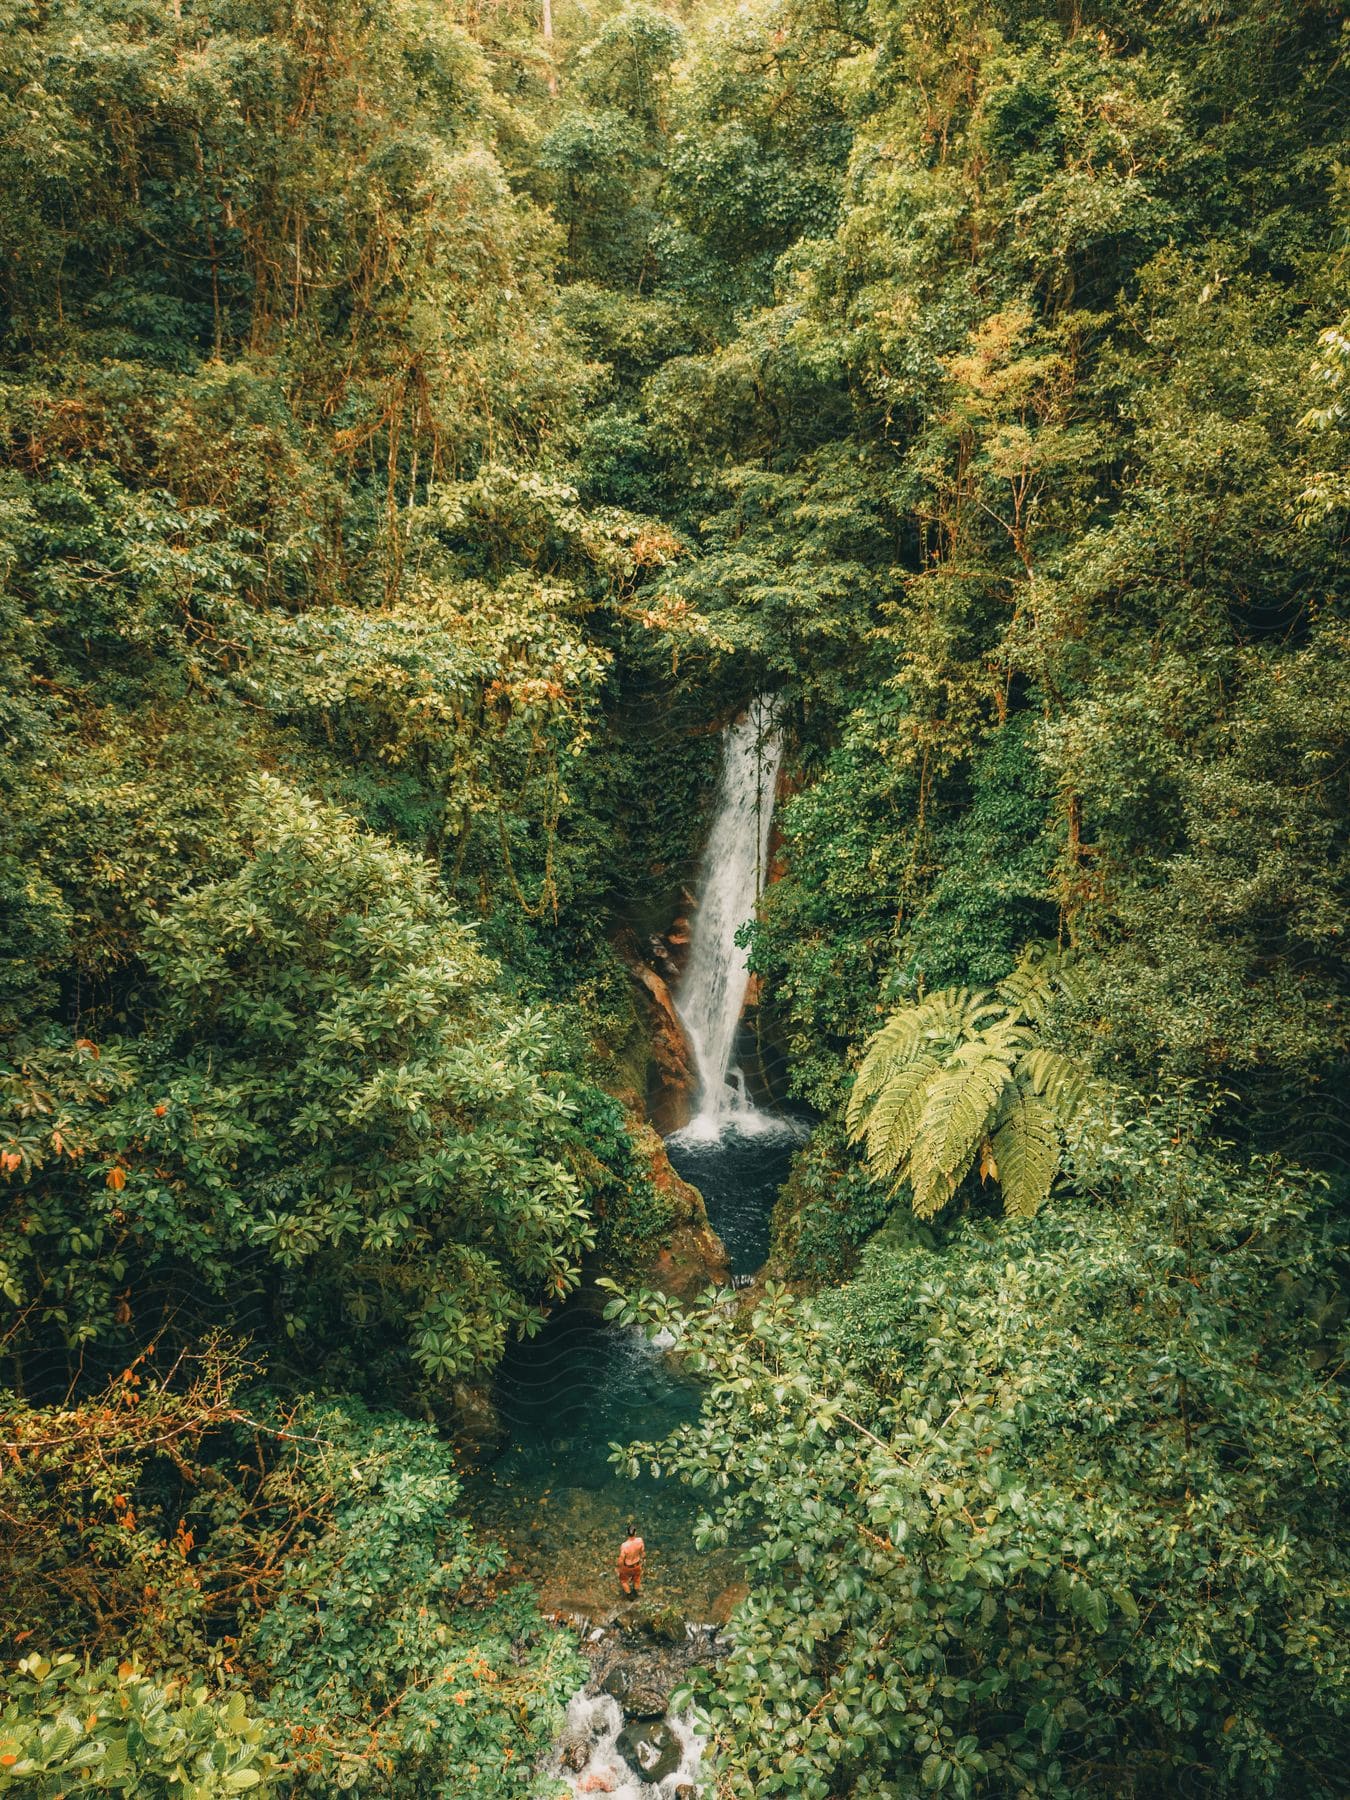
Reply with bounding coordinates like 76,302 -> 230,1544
850,970 -> 1088,1224
910,1160 -> 957,1220
997,946 -> 1063,1022
847,988 -> 976,1133
1021,1047 -> 1092,1123
909,1017 -> 1029,1214
999,945 -> 1090,1021
860,1051 -> 943,1181
991,1088 -> 1061,1219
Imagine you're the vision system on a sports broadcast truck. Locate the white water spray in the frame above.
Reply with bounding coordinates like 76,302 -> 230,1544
550,1689 -> 706,1799
671,696 -> 787,1142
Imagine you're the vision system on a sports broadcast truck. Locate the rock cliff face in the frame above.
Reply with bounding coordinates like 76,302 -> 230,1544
609,927 -> 729,1296
615,913 -> 699,1134
627,959 -> 695,1135
630,1121 -> 729,1297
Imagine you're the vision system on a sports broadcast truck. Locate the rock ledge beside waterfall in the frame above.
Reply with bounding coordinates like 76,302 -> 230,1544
630,1121 -> 730,1298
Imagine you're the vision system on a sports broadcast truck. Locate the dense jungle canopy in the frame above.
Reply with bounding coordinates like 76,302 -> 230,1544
0,0 -> 1347,1793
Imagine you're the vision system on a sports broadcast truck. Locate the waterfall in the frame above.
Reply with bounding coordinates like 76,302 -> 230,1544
671,696 -> 786,1142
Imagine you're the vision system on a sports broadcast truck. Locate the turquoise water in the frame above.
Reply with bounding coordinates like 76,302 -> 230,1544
464,1122 -> 802,1619
663,1124 -> 802,1276
466,1298 -> 729,1618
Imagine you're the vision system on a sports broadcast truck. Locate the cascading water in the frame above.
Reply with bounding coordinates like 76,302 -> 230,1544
548,1689 -> 707,1799
470,695 -> 810,1800
671,695 -> 787,1142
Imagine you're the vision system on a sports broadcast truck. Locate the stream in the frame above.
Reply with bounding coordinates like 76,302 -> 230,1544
465,1121 -> 802,1625
466,698 -> 801,1797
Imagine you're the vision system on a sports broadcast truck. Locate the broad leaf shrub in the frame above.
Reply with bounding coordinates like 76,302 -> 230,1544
0,1655 -> 273,1798
610,1101 -> 1349,1798
1,777 -> 600,1386
0,1345 -> 582,1798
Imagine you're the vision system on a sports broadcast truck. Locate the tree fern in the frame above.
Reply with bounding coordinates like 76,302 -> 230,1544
996,955 -> 1058,1021
857,1050 -> 943,1177
996,945 -> 1081,1020
991,1088 -> 1060,1218
1021,1047 -> 1092,1121
848,948 -> 1092,1221
846,988 -> 981,1127
910,1019 -> 1031,1218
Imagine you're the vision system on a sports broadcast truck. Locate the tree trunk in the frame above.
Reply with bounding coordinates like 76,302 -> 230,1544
542,0 -> 558,94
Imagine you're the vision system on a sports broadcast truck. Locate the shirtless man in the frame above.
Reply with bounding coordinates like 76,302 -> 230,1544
617,1523 -> 646,1597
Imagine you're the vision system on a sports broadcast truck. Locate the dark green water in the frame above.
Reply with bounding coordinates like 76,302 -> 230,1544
663,1122 -> 802,1276
465,1121 -> 803,1620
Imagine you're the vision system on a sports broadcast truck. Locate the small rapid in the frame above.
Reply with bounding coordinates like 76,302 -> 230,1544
547,1690 -> 707,1799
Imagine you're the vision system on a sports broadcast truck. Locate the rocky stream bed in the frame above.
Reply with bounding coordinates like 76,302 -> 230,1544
543,1605 -> 732,1797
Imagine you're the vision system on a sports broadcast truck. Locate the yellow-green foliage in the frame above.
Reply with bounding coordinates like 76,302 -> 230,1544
848,952 -> 1091,1218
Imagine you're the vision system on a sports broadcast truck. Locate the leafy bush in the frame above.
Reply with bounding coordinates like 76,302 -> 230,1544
611,1104 -> 1349,1798
0,1345 -> 583,1797
0,1655 -> 273,1798
1,778 -> 600,1385
768,1126 -> 907,1283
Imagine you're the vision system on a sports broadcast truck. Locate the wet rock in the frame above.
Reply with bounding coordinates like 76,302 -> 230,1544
674,1787 -> 697,1800
449,1380 -> 502,1454
631,1124 -> 730,1298
600,1660 -> 671,1720
625,960 -> 696,1133
647,933 -> 682,984
634,1603 -> 686,1646
711,1580 -> 749,1625
559,1738 -> 590,1773
553,1604 -> 596,1632
578,1771 -> 617,1794
626,1679 -> 671,1720
651,1223 -> 730,1300
617,1720 -> 682,1785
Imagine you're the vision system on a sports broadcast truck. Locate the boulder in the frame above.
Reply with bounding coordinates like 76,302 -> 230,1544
633,1603 -> 687,1646
448,1380 -> 501,1454
631,1124 -> 730,1298
616,1720 -> 682,1785
600,1660 -> 671,1720
711,1580 -> 750,1625
600,1662 -> 630,1702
